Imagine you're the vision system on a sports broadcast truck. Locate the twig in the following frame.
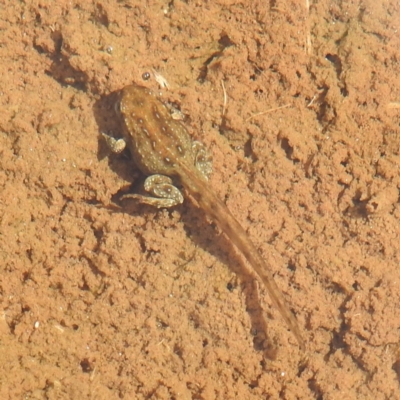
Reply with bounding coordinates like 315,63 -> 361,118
221,79 -> 227,116
246,104 -> 291,122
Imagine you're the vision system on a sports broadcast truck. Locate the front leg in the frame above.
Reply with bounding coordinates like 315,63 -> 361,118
122,174 -> 184,208
192,141 -> 212,180
102,132 -> 127,153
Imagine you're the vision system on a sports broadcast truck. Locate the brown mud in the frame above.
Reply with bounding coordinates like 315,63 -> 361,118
0,1 -> 400,399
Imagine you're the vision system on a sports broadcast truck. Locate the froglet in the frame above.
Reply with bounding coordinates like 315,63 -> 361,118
103,84 -> 304,350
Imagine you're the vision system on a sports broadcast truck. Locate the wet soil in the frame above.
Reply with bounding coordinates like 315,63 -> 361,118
1,1 -> 400,399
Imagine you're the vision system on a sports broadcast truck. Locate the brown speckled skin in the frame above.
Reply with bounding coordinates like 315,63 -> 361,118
117,84 -> 304,350
118,85 -> 195,178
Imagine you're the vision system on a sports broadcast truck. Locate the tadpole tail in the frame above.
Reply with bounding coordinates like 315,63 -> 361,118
182,171 -> 305,350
